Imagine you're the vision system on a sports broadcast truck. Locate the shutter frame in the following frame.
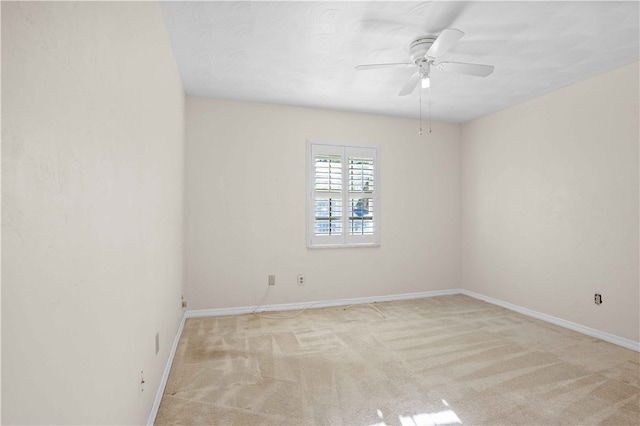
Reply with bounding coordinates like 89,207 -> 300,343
307,141 -> 380,248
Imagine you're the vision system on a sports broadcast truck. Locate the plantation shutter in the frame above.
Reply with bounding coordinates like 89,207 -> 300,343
308,142 -> 379,247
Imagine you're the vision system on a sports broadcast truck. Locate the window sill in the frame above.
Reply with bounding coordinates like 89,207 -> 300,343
307,243 -> 381,249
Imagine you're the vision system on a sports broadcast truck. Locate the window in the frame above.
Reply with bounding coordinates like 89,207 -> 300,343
307,141 -> 379,247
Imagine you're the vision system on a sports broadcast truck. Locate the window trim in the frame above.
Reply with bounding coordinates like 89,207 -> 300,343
306,140 -> 380,249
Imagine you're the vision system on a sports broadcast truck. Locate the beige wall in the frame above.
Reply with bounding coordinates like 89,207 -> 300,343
2,2 -> 185,424
2,1 -> 638,422
185,97 -> 461,310
461,62 -> 640,342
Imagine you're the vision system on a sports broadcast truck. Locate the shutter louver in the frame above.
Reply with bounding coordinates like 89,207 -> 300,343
314,155 -> 342,236
348,157 -> 374,236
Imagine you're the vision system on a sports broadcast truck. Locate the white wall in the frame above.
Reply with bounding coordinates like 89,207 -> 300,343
185,97 -> 461,310
461,62 -> 639,343
2,2 -> 185,424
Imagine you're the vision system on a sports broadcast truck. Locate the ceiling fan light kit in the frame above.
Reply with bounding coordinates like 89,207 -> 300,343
356,28 -> 495,134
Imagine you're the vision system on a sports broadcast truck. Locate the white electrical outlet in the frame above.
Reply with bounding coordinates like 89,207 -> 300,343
155,332 -> 160,355
268,275 -> 276,286
297,274 -> 305,286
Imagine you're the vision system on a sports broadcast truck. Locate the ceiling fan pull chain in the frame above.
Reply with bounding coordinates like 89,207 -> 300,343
429,84 -> 432,134
419,84 -> 423,135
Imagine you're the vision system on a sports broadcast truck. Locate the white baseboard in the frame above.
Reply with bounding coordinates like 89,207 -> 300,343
184,289 -> 461,319
146,312 -> 187,426
461,289 -> 640,352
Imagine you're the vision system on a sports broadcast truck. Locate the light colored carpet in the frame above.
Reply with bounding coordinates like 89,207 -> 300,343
155,295 -> 639,425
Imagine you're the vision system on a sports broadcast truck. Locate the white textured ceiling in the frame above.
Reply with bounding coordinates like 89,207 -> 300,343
160,1 -> 640,123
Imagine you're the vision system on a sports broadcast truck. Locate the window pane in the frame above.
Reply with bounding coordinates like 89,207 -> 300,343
348,198 -> 374,235
348,157 -> 374,192
315,155 -> 342,192
315,198 -> 342,236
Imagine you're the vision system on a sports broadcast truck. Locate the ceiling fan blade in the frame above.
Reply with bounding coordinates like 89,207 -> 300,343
426,28 -> 464,58
355,63 -> 414,71
398,72 -> 420,96
437,61 -> 494,77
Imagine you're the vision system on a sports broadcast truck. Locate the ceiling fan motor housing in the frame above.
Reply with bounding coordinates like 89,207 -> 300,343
409,36 -> 436,63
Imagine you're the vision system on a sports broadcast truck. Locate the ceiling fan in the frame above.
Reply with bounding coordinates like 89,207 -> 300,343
355,28 -> 495,96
